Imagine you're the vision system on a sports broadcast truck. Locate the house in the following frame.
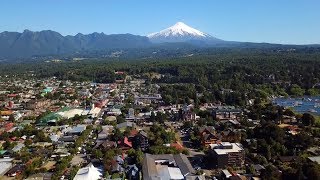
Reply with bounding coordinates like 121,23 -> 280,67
12,143 -> 25,152
278,156 -> 298,164
25,173 -> 52,180
252,164 -> 265,176
2,122 -> 14,133
118,137 -> 133,151
97,125 -> 114,140
106,108 -> 122,116
112,155 -> 124,173
2,150 -> 14,158
218,130 -> 241,143
211,106 -> 242,120
0,110 -> 13,116
0,149 -> 6,156
5,164 -> 25,177
199,126 -> 218,147
182,111 -> 198,121
285,125 -> 300,135
142,153 -> 197,180
0,158 -> 13,176
89,106 -> 102,118
135,94 -> 162,105
50,134 -> 60,142
133,131 -> 149,151
281,115 -> 297,124
208,142 -> 245,169
24,99 -> 51,110
67,125 -> 86,136
221,169 -> 232,179
126,164 -> 140,180
128,129 -> 138,140
307,147 -> 320,156
308,156 -> 320,164
170,142 -> 184,151
74,163 -> 103,180
52,144 -> 71,157
127,108 -> 135,119
58,135 -> 77,143
32,148 -> 52,157
93,140 -> 117,151
227,120 -> 241,127
116,121 -> 136,131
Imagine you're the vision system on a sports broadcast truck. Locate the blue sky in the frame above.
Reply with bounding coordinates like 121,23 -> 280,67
1,0 -> 319,44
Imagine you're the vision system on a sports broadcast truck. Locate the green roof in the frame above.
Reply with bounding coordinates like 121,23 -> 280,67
0,150 -> 7,155
38,107 -> 71,125
43,87 -> 53,93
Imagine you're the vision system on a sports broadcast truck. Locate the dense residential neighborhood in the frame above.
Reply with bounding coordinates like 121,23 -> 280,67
0,70 -> 319,180
1,0 -> 320,179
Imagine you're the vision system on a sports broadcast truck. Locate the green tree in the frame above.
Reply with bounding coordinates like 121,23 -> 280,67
150,111 -> 155,122
289,84 -> 305,97
260,165 -> 281,180
111,173 -> 121,179
112,128 -> 123,142
24,139 -> 33,147
116,116 -> 125,124
8,114 -> 15,122
266,145 -> 271,161
93,149 -> 103,159
70,166 -> 80,179
307,88 -> 320,96
301,113 -> 315,126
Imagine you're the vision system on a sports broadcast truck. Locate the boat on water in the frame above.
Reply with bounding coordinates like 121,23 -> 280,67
308,109 -> 318,113
303,97 -> 312,101
293,101 -> 303,107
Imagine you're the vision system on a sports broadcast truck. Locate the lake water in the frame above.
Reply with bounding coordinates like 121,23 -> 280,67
273,96 -> 320,115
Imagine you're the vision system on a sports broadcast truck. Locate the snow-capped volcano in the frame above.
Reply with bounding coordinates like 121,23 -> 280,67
147,22 -> 221,43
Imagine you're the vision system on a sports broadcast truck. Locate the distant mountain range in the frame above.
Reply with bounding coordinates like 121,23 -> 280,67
0,22 -> 318,59
0,30 -> 151,58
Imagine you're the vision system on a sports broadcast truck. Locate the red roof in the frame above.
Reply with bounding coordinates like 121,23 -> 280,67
117,137 -> 133,148
287,125 -> 299,131
1,110 -> 13,116
129,129 -> 138,137
115,71 -> 125,75
4,123 -> 14,131
26,159 -> 33,166
171,142 -> 184,150
123,137 -> 132,147
94,102 -> 103,108
111,84 -> 117,89
7,94 -> 18,98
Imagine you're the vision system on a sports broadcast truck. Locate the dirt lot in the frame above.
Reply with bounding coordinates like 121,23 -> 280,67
42,160 -> 56,170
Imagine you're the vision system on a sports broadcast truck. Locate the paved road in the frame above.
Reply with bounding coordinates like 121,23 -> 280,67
179,131 -> 214,177
179,132 -> 204,156
179,132 -> 204,166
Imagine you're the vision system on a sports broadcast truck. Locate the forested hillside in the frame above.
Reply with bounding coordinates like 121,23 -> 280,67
2,49 -> 320,105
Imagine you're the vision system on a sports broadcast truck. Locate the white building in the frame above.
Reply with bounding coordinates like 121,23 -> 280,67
74,163 -> 103,180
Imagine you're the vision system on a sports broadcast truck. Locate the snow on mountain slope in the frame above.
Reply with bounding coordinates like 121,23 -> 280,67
147,22 -> 221,43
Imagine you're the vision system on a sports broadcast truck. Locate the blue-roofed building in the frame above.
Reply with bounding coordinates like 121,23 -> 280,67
116,122 -> 136,131
12,143 -> 25,152
43,87 -> 53,93
67,125 -> 87,136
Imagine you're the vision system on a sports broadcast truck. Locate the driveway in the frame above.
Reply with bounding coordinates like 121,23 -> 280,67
179,131 -> 215,176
